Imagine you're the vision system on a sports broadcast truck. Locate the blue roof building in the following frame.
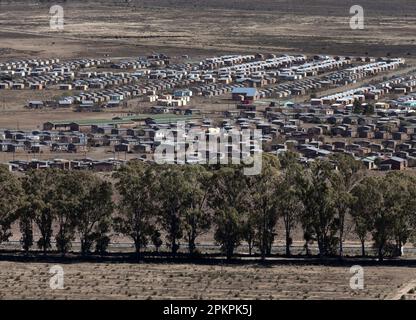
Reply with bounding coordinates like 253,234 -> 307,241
231,88 -> 258,101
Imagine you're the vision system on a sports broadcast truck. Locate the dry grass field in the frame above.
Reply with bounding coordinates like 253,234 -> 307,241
0,261 -> 414,300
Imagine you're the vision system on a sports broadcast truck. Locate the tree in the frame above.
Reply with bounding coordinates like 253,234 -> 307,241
352,100 -> 363,114
277,155 -> 303,256
21,169 -> 58,254
54,172 -> 82,256
246,154 -> 280,260
386,173 -> 415,257
330,154 -> 364,258
214,209 -> 242,260
363,104 -> 374,115
95,220 -> 111,256
75,173 -> 113,255
241,214 -> 255,256
0,165 -> 22,244
182,165 -> 212,255
351,176 -> 381,257
151,230 -> 163,253
18,202 -> 35,254
278,150 -> 299,169
114,161 -> 158,260
156,165 -> 192,254
368,174 -> 404,260
210,166 -> 248,259
298,160 -> 339,257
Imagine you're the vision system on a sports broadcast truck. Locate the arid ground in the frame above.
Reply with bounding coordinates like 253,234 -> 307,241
0,261 -> 415,300
1,0 -> 416,60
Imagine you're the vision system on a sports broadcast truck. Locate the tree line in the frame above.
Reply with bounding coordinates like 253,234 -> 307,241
1,152 -> 416,261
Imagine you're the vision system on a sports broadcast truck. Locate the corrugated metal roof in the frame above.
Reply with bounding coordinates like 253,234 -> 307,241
232,87 -> 257,96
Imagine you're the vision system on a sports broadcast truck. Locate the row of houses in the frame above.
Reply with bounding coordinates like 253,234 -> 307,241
21,54 -> 401,113
5,100 -> 416,171
316,63 -> 410,106
5,52 -> 415,173
233,58 -> 405,102
7,158 -> 125,172
0,58 -> 111,90
0,129 -> 87,154
17,55 -> 337,108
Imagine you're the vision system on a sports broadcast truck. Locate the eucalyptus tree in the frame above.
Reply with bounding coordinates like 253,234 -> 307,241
214,208 -> 242,260
370,175 -> 398,260
75,173 -> 113,255
297,160 -> 338,257
182,165 -> 212,255
0,165 -> 22,244
351,176 -> 381,257
241,214 -> 255,256
156,165 -> 194,254
17,201 -> 35,254
277,153 -> 304,256
330,154 -> 364,258
210,165 -> 248,259
384,173 -> 415,257
54,171 -> 86,256
246,154 -> 280,260
113,161 -> 158,260
21,169 -> 59,254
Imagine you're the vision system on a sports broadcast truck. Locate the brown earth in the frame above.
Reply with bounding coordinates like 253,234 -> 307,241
1,0 -> 416,60
0,261 -> 414,300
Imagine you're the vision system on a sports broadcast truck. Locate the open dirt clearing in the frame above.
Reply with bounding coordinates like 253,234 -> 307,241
1,0 -> 416,61
0,261 -> 414,300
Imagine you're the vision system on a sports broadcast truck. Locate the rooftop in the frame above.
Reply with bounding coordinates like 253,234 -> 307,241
232,87 -> 258,96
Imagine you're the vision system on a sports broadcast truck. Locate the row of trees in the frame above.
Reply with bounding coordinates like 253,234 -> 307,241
1,153 -> 416,261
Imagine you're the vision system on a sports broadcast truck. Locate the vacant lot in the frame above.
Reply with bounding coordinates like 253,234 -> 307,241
0,261 -> 414,299
1,0 -> 416,61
